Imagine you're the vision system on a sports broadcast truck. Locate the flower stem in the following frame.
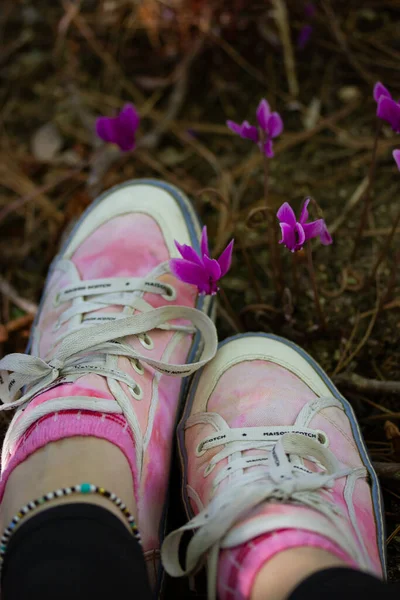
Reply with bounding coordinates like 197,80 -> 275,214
351,119 -> 382,261
382,251 -> 399,306
291,251 -> 300,297
307,244 -> 326,329
368,204 -> 400,284
237,232 -> 263,304
262,150 -> 283,295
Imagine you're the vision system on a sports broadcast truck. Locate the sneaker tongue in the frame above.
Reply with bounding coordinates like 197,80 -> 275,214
70,212 -> 172,325
207,363 -> 322,497
207,361 -> 317,430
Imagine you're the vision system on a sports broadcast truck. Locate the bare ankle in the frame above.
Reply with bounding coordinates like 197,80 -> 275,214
0,437 -> 136,531
251,547 -> 348,600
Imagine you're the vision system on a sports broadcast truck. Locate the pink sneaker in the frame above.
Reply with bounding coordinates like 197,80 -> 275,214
162,333 -> 386,599
0,179 -> 217,590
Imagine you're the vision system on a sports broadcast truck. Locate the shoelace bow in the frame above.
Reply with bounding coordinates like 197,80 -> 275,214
0,263 -> 218,471
162,428 -> 367,600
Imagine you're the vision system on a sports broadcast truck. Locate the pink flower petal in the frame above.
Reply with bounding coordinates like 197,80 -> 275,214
303,219 -> 332,245
277,202 -> 297,227
217,239 -> 234,276
174,241 -> 203,266
200,226 -> 210,258
319,222 -> 333,245
95,103 -> 140,152
267,113 -> 284,138
226,120 -> 258,142
96,117 -> 117,144
115,127 -> 136,151
373,82 -> 391,103
241,121 -> 259,142
393,149 -> 400,171
262,139 -> 274,157
302,219 -> 323,242
279,222 -> 296,251
170,258 -> 209,288
227,120 -> 244,135
377,97 -> 400,133
299,198 -> 311,224
120,104 -> 140,131
203,255 -> 221,281
256,99 -> 271,130
294,222 -> 306,249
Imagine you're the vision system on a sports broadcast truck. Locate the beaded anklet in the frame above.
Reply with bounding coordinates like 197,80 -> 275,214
0,483 -> 141,574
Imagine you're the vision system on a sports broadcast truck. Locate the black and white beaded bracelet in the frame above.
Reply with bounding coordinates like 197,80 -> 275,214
0,483 -> 141,574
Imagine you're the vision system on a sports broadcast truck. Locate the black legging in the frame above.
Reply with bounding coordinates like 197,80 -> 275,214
1,503 -> 398,599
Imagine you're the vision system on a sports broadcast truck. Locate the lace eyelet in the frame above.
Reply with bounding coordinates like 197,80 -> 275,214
161,285 -> 177,301
203,463 -> 215,477
196,442 -> 206,457
53,318 -> 62,331
129,384 -> 143,400
139,334 -> 154,350
53,293 -> 61,307
131,360 -> 144,375
316,430 -> 329,447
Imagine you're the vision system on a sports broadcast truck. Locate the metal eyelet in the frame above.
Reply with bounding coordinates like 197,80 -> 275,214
161,285 -> 177,301
131,360 -> 144,375
139,334 -> 154,350
53,293 -> 61,307
203,463 -> 215,477
128,384 -> 143,400
196,441 -> 207,457
53,318 -> 62,331
316,430 -> 329,447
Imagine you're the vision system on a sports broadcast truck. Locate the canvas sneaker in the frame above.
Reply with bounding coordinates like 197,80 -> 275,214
0,179 -> 218,591
162,333 -> 386,599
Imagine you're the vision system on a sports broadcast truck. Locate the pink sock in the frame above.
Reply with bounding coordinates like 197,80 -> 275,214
217,530 -> 357,600
0,386 -> 138,504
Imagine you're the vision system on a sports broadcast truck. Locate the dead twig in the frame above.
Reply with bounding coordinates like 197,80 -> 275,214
0,276 -> 38,316
0,314 -> 35,343
329,177 -> 369,235
140,35 -> 205,149
0,154 -> 64,224
196,187 -> 233,256
387,523 -> 400,545
351,120 -> 382,261
334,373 -> 400,397
0,167 -> 84,226
321,0 -> 375,85
373,463 -> 400,482
334,292 -> 380,376
271,0 -> 299,97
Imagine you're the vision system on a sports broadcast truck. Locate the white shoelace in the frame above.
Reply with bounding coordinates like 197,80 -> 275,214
162,426 -> 367,600
0,263 -> 218,472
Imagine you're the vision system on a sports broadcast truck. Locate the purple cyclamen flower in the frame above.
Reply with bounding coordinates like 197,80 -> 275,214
373,82 -> 400,134
297,3 -> 315,50
170,226 -> 234,295
96,104 -> 140,152
227,98 -> 283,158
277,199 -> 332,252
393,150 -> 400,171
297,24 -> 313,50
